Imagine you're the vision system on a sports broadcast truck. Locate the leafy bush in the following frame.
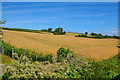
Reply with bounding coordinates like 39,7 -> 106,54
75,35 -> 78,37
90,55 -> 119,78
80,34 -> 87,37
57,47 -> 74,62
2,52 -> 93,79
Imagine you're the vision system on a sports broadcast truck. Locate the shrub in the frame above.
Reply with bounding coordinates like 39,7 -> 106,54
80,34 -> 87,37
75,35 -> 78,37
57,47 -> 73,62
45,54 -> 53,63
95,35 -> 103,39
78,34 -> 80,37
62,31 -> 66,35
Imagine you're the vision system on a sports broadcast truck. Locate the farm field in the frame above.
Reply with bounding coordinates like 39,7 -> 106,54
2,30 -> 118,61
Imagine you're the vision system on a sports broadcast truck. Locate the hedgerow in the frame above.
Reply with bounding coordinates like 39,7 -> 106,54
3,42 -> 53,63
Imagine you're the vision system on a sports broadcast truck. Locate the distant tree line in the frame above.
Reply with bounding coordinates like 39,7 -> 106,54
2,27 -> 66,35
75,32 -> 120,39
41,27 -> 66,35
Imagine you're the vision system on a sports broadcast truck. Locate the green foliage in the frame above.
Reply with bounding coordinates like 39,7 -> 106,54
2,48 -> 120,79
41,29 -> 48,32
2,42 -> 119,79
95,35 -> 103,39
45,54 -> 53,63
2,73 -> 9,80
91,32 -> 97,36
3,42 -> 53,63
53,27 -> 66,35
85,32 -> 88,35
75,34 -> 87,37
98,33 -> 103,36
2,51 -> 92,79
57,47 -> 73,62
90,55 -> 119,78
48,28 -> 52,33
75,32 -> 119,39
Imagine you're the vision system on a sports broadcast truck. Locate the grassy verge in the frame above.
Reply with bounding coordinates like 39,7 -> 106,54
0,54 -> 13,64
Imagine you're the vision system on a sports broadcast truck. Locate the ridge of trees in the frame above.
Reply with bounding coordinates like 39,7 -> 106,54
75,32 -> 119,39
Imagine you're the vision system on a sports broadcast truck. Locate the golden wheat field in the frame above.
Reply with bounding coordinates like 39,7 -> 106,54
3,30 -> 118,61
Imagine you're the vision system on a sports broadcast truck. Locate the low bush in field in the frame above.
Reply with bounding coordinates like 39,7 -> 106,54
75,34 -> 87,37
57,47 -> 75,62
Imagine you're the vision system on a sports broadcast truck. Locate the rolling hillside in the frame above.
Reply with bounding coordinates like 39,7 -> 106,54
2,29 -> 118,61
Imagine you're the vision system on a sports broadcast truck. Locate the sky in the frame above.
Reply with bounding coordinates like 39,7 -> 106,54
2,2 -> 118,35
2,0 -> 120,2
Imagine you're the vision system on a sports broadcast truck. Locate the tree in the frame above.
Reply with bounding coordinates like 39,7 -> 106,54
98,33 -> 103,37
85,32 -> 88,35
53,27 -> 65,35
113,35 -> 118,39
91,32 -> 97,36
48,28 -> 52,33
62,31 -> 66,34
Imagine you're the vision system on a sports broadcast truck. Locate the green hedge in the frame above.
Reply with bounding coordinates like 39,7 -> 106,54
3,42 -> 53,63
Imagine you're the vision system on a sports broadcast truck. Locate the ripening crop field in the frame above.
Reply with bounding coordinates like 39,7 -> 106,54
3,30 -> 118,61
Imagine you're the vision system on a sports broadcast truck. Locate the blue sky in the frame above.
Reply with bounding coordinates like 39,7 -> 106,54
2,2 -> 118,35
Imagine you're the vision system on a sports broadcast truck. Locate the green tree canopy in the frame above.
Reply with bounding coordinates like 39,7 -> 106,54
48,28 -> 52,32
53,27 -> 65,35
91,32 -> 97,36
85,32 -> 88,35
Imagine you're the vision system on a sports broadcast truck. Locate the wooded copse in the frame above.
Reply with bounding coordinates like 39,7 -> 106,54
41,27 -> 66,35
75,32 -> 119,39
